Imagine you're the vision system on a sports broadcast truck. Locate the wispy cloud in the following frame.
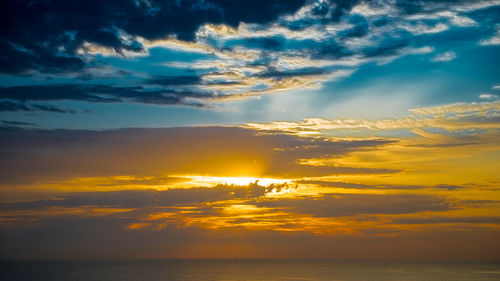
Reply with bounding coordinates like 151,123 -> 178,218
432,51 -> 457,62
480,25 -> 500,45
247,101 -> 500,136
479,93 -> 499,99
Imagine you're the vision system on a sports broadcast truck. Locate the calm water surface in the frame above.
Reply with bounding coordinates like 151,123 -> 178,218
1,259 -> 499,281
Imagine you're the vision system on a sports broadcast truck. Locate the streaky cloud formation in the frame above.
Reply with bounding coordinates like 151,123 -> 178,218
0,126 -> 393,185
247,100 -> 500,135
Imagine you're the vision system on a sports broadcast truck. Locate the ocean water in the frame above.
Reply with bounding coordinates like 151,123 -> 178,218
1,259 -> 499,281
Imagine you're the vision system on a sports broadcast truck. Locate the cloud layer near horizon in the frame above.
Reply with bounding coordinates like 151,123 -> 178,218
1,105 -> 499,258
0,126 -> 394,185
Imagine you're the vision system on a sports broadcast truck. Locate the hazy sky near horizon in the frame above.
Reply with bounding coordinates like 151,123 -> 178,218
0,0 -> 499,259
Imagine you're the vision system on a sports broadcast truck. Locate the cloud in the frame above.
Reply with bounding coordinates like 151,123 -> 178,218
0,0 -> 308,74
148,75 -> 203,86
392,216 -> 500,225
2,208 -> 499,259
0,184 -> 460,248
400,23 -> 449,35
480,25 -> 500,45
0,181 -> 294,214
409,100 -> 500,116
31,104 -> 77,114
296,180 -> 466,191
479,93 -> 499,99
0,84 -> 210,107
0,182 -> 460,236
406,10 -> 478,27
0,100 -> 77,113
0,188 -> 236,212
1,0 -> 497,108
247,101 -> 500,135
0,126 -> 393,185
256,193 -> 452,217
0,101 -> 32,112
1,120 -> 36,127
0,69 -> 355,107
432,51 -> 457,62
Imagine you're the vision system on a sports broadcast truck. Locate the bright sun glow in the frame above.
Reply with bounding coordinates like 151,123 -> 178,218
190,176 -> 289,187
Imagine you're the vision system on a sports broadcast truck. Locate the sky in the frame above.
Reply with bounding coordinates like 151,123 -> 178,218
0,0 -> 499,259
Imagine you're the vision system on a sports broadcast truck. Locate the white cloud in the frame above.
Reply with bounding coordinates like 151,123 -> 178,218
432,51 -> 457,62
351,2 -> 395,17
246,101 -> 500,136
452,0 -> 500,12
406,11 -> 477,27
449,15 -> 477,27
400,23 -> 449,35
479,93 -> 499,99
480,36 -> 500,45
409,101 -> 500,116
480,26 -> 500,45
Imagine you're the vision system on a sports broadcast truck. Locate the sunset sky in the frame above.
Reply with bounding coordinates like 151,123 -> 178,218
1,0 -> 499,259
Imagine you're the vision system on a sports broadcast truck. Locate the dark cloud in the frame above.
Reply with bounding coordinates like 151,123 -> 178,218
372,17 -> 390,27
0,182 -> 288,212
395,0 -> 424,14
149,73 -> 244,90
1,215 -> 499,260
339,14 -> 369,38
313,41 -> 353,59
1,0 -> 477,75
434,184 -> 466,190
256,193 -> 452,217
329,0 -> 359,22
0,189 -> 226,211
2,213 -> 499,259
245,37 -> 286,50
297,180 -> 466,190
459,199 -> 500,206
0,0 -> 307,74
0,84 -> 210,106
254,67 -> 329,79
415,142 -> 480,148
0,0 -> 494,110
148,75 -> 203,86
392,216 -> 500,225
0,126 -> 393,184
0,189 -> 458,260
0,101 -> 32,112
0,0 -> 492,79
0,100 -> 77,114
0,85 -> 117,102
0,40 -> 85,75
30,104 -> 77,114
1,120 -> 36,127
392,0 -> 463,15
363,36 -> 411,57
0,185 -> 498,259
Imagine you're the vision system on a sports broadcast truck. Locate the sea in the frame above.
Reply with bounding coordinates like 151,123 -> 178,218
1,259 -> 499,281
